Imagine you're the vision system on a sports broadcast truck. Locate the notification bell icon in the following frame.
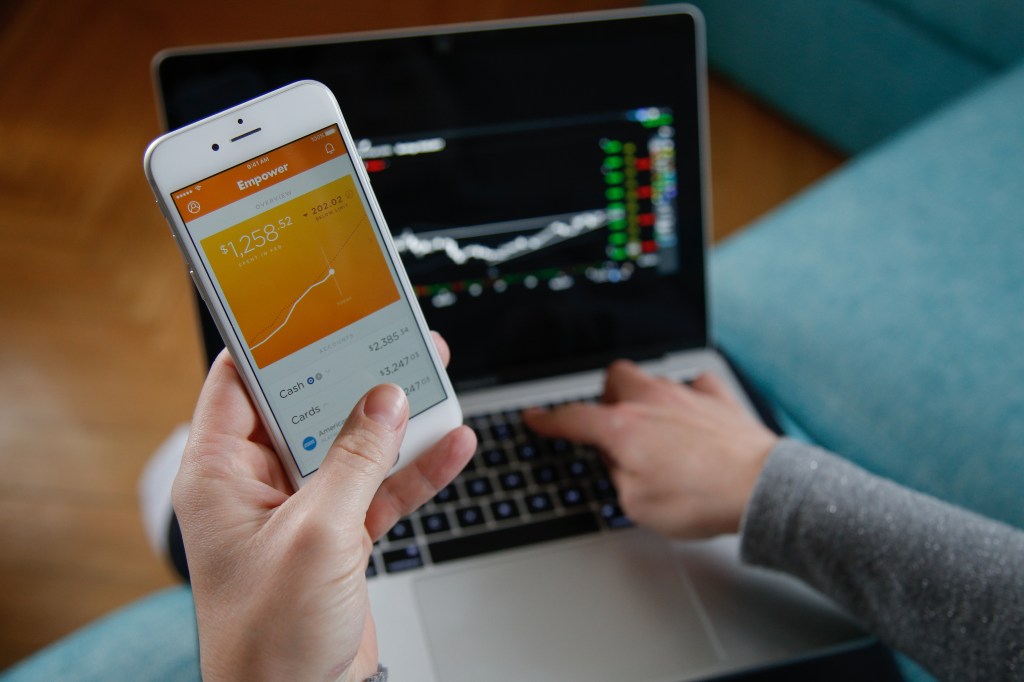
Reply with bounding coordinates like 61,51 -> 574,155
325,143 -> 335,155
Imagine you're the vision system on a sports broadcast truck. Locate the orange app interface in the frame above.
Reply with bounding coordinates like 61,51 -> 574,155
201,175 -> 399,368
175,125 -> 446,477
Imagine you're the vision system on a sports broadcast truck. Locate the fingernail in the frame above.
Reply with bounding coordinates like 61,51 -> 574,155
364,384 -> 407,430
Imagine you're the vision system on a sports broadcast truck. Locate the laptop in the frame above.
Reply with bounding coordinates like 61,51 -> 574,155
153,5 -> 873,680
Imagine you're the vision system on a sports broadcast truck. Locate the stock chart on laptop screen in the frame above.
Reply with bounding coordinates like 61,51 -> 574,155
158,11 -> 707,386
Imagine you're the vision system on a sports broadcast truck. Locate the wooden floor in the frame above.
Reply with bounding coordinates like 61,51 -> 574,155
0,0 -> 843,669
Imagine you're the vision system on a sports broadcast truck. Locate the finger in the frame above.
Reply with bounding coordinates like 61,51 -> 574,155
176,351 -> 292,516
689,372 -> 742,407
596,447 -> 621,474
181,350 -> 284,492
188,350 -> 263,446
307,384 -> 409,519
523,402 -> 623,448
364,425 -> 477,541
603,359 -> 663,403
430,331 -> 451,367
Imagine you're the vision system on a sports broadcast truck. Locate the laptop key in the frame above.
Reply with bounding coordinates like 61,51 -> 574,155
456,505 -> 486,527
383,545 -> 425,573
482,448 -> 508,467
429,512 -> 600,564
566,459 -> 591,478
516,442 -> 540,461
526,492 -> 555,514
491,499 -> 521,521
600,502 -> 633,529
466,477 -> 493,497
387,518 -> 415,543
499,470 -> 527,491
592,476 -> 617,500
532,463 -> 558,486
490,423 -> 513,442
559,485 -> 588,507
433,483 -> 459,505
421,512 -> 451,535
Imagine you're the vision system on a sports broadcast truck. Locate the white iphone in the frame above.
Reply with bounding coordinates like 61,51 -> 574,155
144,80 -> 463,488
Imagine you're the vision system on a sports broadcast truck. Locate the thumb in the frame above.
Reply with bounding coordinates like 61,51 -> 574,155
305,384 -> 409,519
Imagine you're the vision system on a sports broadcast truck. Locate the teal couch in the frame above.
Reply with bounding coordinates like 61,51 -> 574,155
690,0 -> 1024,152
713,60 -> 1024,682
676,0 -> 1024,679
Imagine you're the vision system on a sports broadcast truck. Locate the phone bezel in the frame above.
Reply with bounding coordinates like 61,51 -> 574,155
144,80 -> 463,488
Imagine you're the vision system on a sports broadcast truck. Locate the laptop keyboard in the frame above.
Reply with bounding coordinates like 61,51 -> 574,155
367,395 -> 631,577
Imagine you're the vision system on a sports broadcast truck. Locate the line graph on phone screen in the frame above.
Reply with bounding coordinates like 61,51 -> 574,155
201,175 -> 399,369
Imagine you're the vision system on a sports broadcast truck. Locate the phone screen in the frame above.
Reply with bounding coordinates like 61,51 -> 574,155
170,125 -> 447,477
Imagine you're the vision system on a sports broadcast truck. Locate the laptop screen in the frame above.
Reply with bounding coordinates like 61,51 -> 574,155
156,7 -> 707,389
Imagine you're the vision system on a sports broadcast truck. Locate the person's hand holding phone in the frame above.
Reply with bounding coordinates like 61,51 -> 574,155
174,334 -> 476,682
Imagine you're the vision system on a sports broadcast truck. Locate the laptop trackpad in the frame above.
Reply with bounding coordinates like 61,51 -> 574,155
413,531 -> 721,682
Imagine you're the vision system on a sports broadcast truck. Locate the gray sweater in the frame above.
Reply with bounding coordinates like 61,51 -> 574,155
741,439 -> 1024,681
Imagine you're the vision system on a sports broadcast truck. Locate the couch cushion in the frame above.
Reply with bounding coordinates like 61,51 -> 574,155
670,0 -> 1000,152
711,60 -> 1024,529
0,586 -> 199,681
874,0 -> 1024,69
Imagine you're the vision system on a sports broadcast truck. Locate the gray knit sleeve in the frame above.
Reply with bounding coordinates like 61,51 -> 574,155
739,438 -> 1024,681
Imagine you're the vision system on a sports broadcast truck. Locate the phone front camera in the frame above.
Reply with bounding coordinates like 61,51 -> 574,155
212,143 -> 220,151
237,118 -> 244,125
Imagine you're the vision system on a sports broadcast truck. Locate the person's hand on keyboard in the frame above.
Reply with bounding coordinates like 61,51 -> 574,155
523,359 -> 777,539
173,333 -> 476,682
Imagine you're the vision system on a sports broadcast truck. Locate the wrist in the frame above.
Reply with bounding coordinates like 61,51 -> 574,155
336,664 -> 387,682
731,432 -> 779,532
